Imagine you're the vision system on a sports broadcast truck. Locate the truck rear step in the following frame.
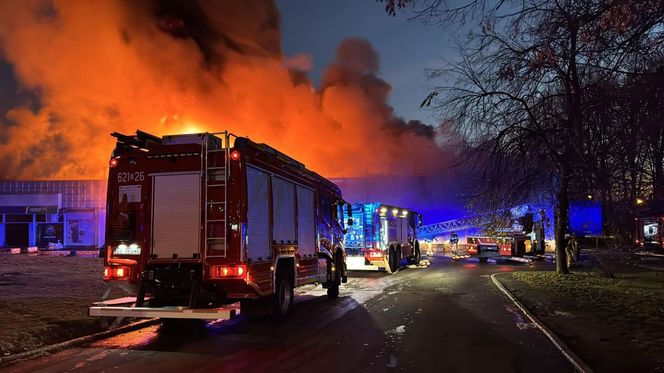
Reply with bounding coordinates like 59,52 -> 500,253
89,302 -> 240,320
346,255 -> 387,271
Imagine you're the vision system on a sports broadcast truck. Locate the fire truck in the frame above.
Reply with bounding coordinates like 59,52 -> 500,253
636,217 -> 664,251
342,202 -> 422,273
89,130 -> 351,322
459,236 -> 532,263
464,237 -> 511,262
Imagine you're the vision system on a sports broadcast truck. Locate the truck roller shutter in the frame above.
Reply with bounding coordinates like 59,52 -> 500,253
296,186 -> 315,256
247,166 -> 270,261
272,176 -> 296,244
151,172 -> 201,259
397,217 -> 408,244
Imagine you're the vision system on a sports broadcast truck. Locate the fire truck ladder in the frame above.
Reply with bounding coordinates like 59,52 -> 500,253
202,132 -> 235,258
417,215 -> 489,240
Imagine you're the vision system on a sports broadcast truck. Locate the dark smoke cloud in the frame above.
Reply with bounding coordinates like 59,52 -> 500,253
0,1 -> 453,180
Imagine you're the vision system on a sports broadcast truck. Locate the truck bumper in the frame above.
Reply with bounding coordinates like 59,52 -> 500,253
346,255 -> 387,271
89,301 -> 240,320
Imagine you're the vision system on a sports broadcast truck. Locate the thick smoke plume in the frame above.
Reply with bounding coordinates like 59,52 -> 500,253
0,0 -> 451,180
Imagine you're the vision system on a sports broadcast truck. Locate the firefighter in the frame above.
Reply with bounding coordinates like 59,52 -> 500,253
565,233 -> 578,268
450,231 -> 459,255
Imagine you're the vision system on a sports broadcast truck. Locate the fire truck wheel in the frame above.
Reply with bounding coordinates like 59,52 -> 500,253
409,242 -> 421,265
327,283 -> 340,298
272,274 -> 294,319
479,257 -> 488,263
388,246 -> 398,273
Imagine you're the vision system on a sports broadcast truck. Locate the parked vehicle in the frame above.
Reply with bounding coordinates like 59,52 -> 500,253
465,237 -> 503,263
635,216 -> 664,252
342,202 -> 422,273
90,130 -> 350,322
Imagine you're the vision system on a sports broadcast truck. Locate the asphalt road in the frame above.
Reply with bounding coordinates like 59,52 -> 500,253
5,256 -> 572,373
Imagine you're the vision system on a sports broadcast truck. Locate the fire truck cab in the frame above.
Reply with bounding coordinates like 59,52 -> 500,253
342,202 -> 422,273
90,130 -> 350,321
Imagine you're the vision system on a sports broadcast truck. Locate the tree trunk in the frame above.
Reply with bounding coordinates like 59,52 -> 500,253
555,165 -> 570,274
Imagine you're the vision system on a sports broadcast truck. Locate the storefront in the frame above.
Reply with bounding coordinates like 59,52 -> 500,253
0,180 -> 106,249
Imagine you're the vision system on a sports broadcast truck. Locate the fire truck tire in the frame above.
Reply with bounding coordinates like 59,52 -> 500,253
388,246 -> 398,273
409,242 -> 421,265
327,250 -> 343,299
327,283 -> 340,298
272,273 -> 294,319
479,257 -> 489,263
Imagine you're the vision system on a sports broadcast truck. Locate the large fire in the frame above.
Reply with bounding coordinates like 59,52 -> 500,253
0,0 -> 451,180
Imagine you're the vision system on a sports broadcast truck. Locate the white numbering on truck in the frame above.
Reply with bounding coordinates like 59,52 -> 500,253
118,172 -> 145,183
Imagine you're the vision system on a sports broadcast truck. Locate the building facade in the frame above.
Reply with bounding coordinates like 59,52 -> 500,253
0,180 -> 106,249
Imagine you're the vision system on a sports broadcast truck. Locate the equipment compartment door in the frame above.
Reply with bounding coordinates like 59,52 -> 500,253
272,176 -> 296,244
151,172 -> 201,259
296,186 -> 315,256
247,166 -> 270,261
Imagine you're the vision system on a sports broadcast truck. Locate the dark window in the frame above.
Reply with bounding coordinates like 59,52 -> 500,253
320,195 -> 332,225
36,214 -> 46,222
108,211 -> 136,241
6,214 -> 32,223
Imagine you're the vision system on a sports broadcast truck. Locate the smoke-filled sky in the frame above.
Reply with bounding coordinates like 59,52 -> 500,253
278,0 -> 456,125
0,0 -> 460,184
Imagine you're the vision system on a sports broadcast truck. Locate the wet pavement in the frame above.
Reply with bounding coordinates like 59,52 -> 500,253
4,256 -> 572,372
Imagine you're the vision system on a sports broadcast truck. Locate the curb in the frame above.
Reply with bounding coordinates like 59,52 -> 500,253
490,273 -> 593,373
0,318 -> 160,367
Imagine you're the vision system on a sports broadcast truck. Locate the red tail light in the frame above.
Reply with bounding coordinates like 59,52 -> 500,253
368,250 -> 383,258
230,150 -> 241,161
103,265 -> 130,281
210,265 -> 247,279
109,158 -> 119,167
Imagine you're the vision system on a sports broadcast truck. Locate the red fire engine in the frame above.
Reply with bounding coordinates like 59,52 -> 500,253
342,202 -> 422,272
635,216 -> 664,251
90,130 -> 351,321
460,236 -> 532,263
464,237 -> 505,262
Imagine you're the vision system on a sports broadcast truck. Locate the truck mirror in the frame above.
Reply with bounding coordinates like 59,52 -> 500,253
346,203 -> 352,219
347,218 -> 354,226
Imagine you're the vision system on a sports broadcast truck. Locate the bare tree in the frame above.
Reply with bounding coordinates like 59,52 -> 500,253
381,0 -> 664,273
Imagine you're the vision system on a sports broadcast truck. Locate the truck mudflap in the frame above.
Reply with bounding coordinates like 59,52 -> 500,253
89,300 -> 241,320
